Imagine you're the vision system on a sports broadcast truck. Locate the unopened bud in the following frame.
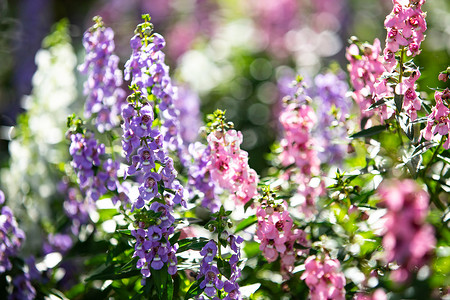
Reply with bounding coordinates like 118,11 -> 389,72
214,129 -> 224,139
265,206 -> 274,215
442,88 -> 450,100
220,231 -> 229,240
438,73 -> 448,82
331,191 -> 340,200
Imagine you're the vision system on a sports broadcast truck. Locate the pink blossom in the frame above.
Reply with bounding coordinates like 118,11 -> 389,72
278,96 -> 323,216
377,179 -> 435,282
301,255 -> 346,300
346,39 -> 388,122
255,201 -> 309,276
206,129 -> 259,204
383,0 -> 427,62
420,89 -> 450,149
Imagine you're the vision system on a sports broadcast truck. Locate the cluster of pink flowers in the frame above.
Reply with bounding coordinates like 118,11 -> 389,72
421,88 -> 450,149
255,200 -> 308,277
300,255 -> 346,300
377,179 -> 435,282
383,0 -> 427,72
206,129 -> 259,205
394,69 -> 422,120
346,39 -> 393,123
279,97 -> 322,216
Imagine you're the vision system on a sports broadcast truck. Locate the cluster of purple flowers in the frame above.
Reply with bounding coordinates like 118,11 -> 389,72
124,18 -> 182,154
58,181 -> 93,234
69,129 -> 130,205
0,190 -> 25,274
123,17 -> 185,280
0,190 -> 36,300
132,204 -> 178,279
78,16 -> 126,133
69,132 -> 106,201
174,86 -> 202,146
9,271 -> 36,300
312,72 -> 351,164
197,234 -> 243,299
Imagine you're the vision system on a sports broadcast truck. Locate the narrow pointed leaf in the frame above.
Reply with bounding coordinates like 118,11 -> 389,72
349,125 -> 387,139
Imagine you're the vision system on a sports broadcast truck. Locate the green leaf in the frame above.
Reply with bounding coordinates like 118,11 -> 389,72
85,264 -> 141,281
184,280 -> 202,300
169,231 -> 181,245
411,116 -> 429,124
153,266 -> 170,300
422,102 -> 432,114
217,257 -> 232,279
235,215 -> 257,233
349,125 -> 387,139
366,98 -> 389,111
394,93 -> 404,113
177,238 -> 209,253
244,198 -> 254,212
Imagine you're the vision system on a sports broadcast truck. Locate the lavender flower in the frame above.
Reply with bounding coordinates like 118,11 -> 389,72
123,16 -> 185,280
61,185 -> 93,235
198,240 -> 224,298
196,234 -> 243,299
9,271 -> 36,300
124,19 -> 183,155
312,72 -> 351,164
69,132 -> 106,201
0,191 -> 25,274
175,86 -> 202,145
43,233 -> 73,255
79,16 -> 126,133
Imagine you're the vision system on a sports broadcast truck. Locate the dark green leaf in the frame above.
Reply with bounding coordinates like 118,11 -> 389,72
244,198 -> 254,212
217,257 -> 232,279
153,266 -> 169,300
177,238 -> 209,253
85,264 -> 141,281
422,102 -> 432,114
394,93 -> 404,113
169,231 -> 181,244
349,125 -> 387,139
410,142 -> 437,159
367,98 -> 389,111
411,116 -> 429,124
235,215 -> 257,233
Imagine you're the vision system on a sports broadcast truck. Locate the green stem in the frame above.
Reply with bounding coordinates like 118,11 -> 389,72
422,137 -> 445,176
395,117 -> 404,147
398,47 -> 405,84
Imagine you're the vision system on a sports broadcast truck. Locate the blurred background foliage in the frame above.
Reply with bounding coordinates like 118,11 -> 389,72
0,0 -> 449,178
1,0 -> 450,175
